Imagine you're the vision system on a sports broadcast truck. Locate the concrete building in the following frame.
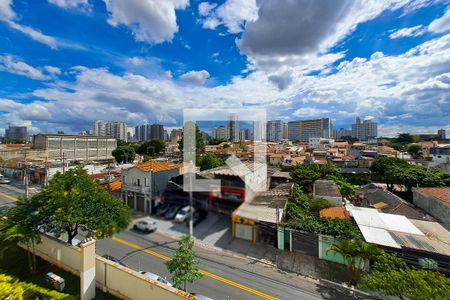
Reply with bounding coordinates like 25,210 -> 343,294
94,120 -> 128,141
229,114 -> 239,142
121,161 -> 184,214
266,120 -> 283,142
351,117 -> 377,141
438,129 -> 446,140
170,129 -> 182,142
4,125 -> 27,141
93,120 -> 106,136
32,133 -> 116,162
282,123 -> 288,140
413,187 -> 450,230
150,123 -> 165,141
288,121 -> 301,142
309,137 -> 335,149
313,180 -> 343,206
253,121 -> 265,141
212,126 -> 229,140
334,128 -> 352,139
428,146 -> 450,171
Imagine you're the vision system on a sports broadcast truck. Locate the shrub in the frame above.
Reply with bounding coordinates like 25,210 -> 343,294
310,198 -> 334,213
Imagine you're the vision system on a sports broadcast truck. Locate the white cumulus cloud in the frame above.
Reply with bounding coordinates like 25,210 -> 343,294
389,24 -> 427,39
179,70 -> 210,84
104,0 -> 189,44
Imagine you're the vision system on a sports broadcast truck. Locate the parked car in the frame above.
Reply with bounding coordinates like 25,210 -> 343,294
0,178 -> 11,184
133,220 -> 157,233
155,203 -> 171,217
102,254 -> 126,267
0,203 -> 14,216
174,206 -> 195,223
185,210 -> 208,227
139,271 -> 172,286
163,205 -> 182,220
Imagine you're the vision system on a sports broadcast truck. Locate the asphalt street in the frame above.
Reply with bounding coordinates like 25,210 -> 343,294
0,184 -> 351,300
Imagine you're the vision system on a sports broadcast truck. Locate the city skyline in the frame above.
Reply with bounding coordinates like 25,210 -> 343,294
0,1 -> 449,137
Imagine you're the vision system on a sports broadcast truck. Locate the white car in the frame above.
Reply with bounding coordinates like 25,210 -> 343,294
140,271 -> 172,286
174,206 -> 195,223
0,178 -> 10,184
133,220 -> 157,233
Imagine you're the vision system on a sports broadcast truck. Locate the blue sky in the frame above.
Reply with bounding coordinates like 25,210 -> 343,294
0,0 -> 449,137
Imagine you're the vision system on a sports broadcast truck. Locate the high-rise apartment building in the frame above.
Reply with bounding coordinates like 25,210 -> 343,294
351,117 -> 377,141
212,126 -> 229,140
150,123 -> 164,141
170,129 -> 183,142
288,121 -> 301,142
229,114 -> 239,142
334,128 -> 352,139
283,123 -> 288,140
93,120 -> 128,141
266,120 -> 283,142
253,121 -> 265,141
438,129 -> 446,140
288,118 -> 332,142
4,125 -> 28,141
93,120 -> 106,136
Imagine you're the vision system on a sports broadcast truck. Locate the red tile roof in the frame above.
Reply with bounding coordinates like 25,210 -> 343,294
415,187 -> 450,204
320,207 -> 350,220
136,160 -> 183,172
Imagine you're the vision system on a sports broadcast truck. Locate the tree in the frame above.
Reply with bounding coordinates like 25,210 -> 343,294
290,162 -> 339,192
116,139 -> 128,147
198,153 -> 224,171
178,122 -> 205,154
326,240 -> 381,283
31,166 -> 131,244
358,268 -> 450,299
166,235 -> 203,291
310,198 -> 334,213
112,145 -> 136,163
370,157 -> 409,191
137,139 -> 165,155
0,196 -> 41,273
407,144 -> 423,158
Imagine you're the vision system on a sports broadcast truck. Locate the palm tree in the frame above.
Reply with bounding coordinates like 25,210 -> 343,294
327,240 -> 381,283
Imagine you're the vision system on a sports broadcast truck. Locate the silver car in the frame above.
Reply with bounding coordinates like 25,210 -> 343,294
0,178 -> 11,184
133,220 -> 157,233
140,271 -> 172,286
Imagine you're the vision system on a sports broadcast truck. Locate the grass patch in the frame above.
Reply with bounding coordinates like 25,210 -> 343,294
0,246 -> 116,300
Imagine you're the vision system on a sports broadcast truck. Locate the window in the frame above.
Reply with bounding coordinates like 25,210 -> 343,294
137,179 -> 141,186
123,176 -> 126,184
145,178 -> 149,187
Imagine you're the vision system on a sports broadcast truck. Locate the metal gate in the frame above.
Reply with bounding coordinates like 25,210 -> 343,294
235,223 -> 253,241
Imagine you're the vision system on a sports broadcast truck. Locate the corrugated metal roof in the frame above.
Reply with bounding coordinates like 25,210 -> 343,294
359,225 -> 401,248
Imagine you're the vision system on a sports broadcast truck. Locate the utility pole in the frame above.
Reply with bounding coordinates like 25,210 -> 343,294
24,152 -> 29,198
189,171 -> 194,237
62,152 -> 66,174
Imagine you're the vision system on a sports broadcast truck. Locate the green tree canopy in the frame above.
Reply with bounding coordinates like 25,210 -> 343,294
407,144 -> 423,158
116,139 -> 129,147
136,139 -> 165,155
166,235 -> 202,291
0,196 -> 42,273
30,166 -> 131,244
209,138 -> 227,145
198,153 -> 224,171
112,145 -> 136,163
290,162 -> 340,192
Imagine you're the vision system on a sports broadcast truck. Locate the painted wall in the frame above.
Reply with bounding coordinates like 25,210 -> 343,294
413,190 -> 450,229
24,234 -> 196,300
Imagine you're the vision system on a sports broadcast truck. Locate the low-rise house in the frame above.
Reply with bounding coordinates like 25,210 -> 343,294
428,146 -> 450,171
121,160 -> 184,214
412,187 -> 450,229
313,180 -> 343,206
269,153 -> 289,166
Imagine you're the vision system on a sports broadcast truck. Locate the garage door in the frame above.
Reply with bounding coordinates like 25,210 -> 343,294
235,223 -> 253,241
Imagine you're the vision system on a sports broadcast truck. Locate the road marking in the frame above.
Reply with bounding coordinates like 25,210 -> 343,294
112,236 -> 279,300
2,193 -> 279,300
0,192 -> 18,202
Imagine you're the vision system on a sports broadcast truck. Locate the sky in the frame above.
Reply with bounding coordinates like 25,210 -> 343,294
0,0 -> 449,137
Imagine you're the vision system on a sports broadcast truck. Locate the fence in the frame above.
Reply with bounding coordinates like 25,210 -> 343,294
22,234 -> 196,300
